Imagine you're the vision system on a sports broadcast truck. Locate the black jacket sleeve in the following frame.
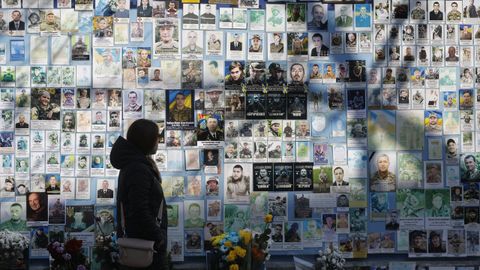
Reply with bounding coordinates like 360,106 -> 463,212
123,163 -> 165,243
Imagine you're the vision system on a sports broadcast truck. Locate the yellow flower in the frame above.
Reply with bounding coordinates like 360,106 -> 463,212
234,246 -> 246,258
224,241 -> 233,248
239,230 -> 252,245
212,237 -> 222,247
229,264 -> 239,270
226,250 -> 237,262
264,214 -> 273,223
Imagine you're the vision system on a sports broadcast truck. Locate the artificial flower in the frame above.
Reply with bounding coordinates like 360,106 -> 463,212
239,230 -> 252,245
220,245 -> 229,253
233,246 -> 246,258
264,214 -> 273,223
226,250 -> 237,262
211,236 -> 222,246
224,241 -> 233,248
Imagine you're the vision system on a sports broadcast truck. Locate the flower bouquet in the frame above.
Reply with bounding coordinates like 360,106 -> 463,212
315,246 -> 346,270
92,216 -> 119,270
209,214 -> 273,270
0,230 -> 30,269
93,232 -> 119,270
47,238 -> 89,270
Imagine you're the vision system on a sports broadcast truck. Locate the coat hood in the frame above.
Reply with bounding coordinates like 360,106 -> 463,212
110,136 -> 151,170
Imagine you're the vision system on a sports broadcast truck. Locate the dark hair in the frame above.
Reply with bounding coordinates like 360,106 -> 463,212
127,119 -> 159,155
233,164 -> 243,171
447,139 -> 456,145
312,33 -> 323,40
209,61 -> 218,68
465,154 -> 476,163
11,203 -> 22,208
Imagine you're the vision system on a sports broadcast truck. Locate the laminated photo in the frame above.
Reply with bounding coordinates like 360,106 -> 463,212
312,166 -> 332,194
232,8 -> 247,29
182,4 -> 199,30
205,31 -> 223,57
253,163 -> 273,192
224,163 -> 252,203
397,152 -> 423,189
335,5 -> 353,31
396,189 -> 425,229
249,9 -> 265,31
199,4 -> 216,30
226,32 -> 246,61
425,189 -> 450,228
369,151 -> 396,192
153,18 -> 180,59
266,4 -> 285,32
182,30 -> 204,59
223,204 -> 250,232
267,193 -> 287,223
184,229 -> 203,253
218,7 -> 232,29
367,110 -> 396,150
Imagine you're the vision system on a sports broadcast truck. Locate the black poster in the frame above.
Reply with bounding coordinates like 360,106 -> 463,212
274,163 -> 294,191
246,91 -> 267,119
266,91 -> 287,119
253,163 -> 274,191
287,92 -> 307,119
294,162 -> 313,191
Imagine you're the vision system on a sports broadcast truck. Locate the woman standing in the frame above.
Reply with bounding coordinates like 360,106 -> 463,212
111,119 -> 168,269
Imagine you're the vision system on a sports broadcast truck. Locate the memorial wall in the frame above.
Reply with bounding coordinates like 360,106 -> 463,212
0,0 -> 479,268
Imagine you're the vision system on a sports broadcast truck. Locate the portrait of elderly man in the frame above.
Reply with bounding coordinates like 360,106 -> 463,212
97,180 -> 114,198
15,114 -> 28,128
154,19 -> 179,53
27,192 -> 48,221
335,5 -> 353,28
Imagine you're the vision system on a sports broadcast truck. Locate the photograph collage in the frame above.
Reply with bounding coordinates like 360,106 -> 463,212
0,0 -> 479,267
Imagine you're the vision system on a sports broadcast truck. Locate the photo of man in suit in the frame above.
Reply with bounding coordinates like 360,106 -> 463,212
429,1 -> 443,20
97,180 -> 114,198
230,33 -> 242,51
8,10 -> 25,31
335,5 -> 353,28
